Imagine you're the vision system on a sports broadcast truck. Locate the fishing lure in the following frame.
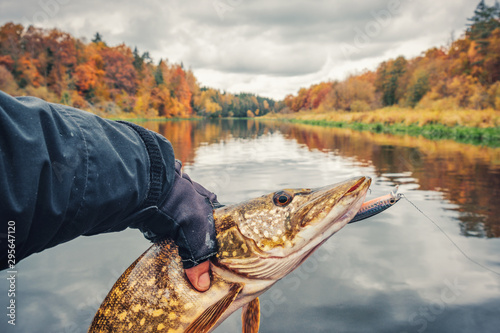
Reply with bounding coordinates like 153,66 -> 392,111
350,186 -> 402,223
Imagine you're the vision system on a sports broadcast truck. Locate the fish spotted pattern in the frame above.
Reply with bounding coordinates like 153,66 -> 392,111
89,177 -> 372,333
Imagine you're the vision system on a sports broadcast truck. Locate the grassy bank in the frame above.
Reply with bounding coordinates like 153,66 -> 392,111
277,118 -> 499,147
263,108 -> 500,147
105,116 -> 201,122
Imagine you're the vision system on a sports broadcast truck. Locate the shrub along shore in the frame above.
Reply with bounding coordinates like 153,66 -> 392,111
110,108 -> 499,147
262,108 -> 500,147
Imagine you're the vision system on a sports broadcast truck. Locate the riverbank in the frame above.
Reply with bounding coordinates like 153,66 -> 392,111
262,108 -> 500,147
106,116 -> 202,122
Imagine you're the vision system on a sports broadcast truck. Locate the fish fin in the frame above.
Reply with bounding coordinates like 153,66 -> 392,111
185,283 -> 243,333
241,297 -> 260,333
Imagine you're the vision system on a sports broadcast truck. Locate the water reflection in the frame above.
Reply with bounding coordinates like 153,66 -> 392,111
141,119 -> 500,238
2,119 -> 499,333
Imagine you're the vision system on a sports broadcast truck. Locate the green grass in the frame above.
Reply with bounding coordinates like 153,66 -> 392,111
277,119 -> 500,147
107,115 -> 500,147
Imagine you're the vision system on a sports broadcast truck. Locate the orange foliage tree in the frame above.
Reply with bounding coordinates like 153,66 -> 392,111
284,1 -> 500,112
0,22 -> 278,117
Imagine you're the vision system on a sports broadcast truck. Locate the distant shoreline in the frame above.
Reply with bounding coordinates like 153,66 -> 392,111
107,108 -> 500,147
261,108 -> 500,147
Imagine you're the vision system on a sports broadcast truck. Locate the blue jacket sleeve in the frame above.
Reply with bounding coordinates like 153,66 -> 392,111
0,91 -> 177,269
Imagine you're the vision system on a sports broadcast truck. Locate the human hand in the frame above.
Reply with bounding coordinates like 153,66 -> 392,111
185,261 -> 211,292
135,159 -> 220,292
161,161 -> 220,292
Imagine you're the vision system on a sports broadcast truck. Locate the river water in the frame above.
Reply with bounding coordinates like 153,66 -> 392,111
2,119 -> 499,333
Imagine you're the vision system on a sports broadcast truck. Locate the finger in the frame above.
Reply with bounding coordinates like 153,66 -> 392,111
185,261 -> 211,292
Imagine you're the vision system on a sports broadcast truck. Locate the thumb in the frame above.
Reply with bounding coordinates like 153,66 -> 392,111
185,261 -> 211,292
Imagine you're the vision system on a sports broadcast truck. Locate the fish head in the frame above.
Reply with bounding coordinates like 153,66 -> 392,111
213,176 -> 371,280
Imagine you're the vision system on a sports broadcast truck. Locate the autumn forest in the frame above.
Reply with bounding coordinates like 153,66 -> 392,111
0,1 -> 499,118
0,26 -> 276,118
283,1 -> 500,113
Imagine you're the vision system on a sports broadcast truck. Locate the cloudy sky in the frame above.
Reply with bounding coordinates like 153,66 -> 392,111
0,0 -> 489,99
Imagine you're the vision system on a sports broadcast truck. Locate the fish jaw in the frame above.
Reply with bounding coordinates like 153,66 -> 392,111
206,263 -> 276,333
206,176 -> 372,331
213,176 -> 371,281
88,177 -> 372,333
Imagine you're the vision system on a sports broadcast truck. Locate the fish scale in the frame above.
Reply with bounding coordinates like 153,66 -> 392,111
89,177 -> 399,333
90,239 -> 238,332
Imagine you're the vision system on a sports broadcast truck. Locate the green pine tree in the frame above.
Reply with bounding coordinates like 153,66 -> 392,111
154,60 -> 164,85
91,32 -> 103,43
467,0 -> 500,53
132,47 -> 144,71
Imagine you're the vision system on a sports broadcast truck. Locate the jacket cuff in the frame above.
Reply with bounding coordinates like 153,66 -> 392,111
116,121 -> 166,208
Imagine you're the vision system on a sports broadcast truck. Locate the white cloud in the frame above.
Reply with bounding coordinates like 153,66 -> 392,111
0,0 -> 487,99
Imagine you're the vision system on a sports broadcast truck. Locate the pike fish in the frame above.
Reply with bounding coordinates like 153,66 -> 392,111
89,176 -> 374,333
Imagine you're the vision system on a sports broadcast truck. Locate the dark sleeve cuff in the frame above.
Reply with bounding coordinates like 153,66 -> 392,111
116,121 -> 168,208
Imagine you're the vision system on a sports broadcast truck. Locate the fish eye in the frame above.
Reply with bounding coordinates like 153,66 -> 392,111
273,191 -> 293,206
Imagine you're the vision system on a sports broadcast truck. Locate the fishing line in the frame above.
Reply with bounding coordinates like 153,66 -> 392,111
401,194 -> 500,277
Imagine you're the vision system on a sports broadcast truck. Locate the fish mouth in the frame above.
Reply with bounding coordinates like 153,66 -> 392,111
325,176 -> 372,228
212,177 -> 372,281
308,176 -> 371,201
290,176 -> 371,259
257,176 -> 372,279
346,177 -> 367,194
273,177 -> 371,258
